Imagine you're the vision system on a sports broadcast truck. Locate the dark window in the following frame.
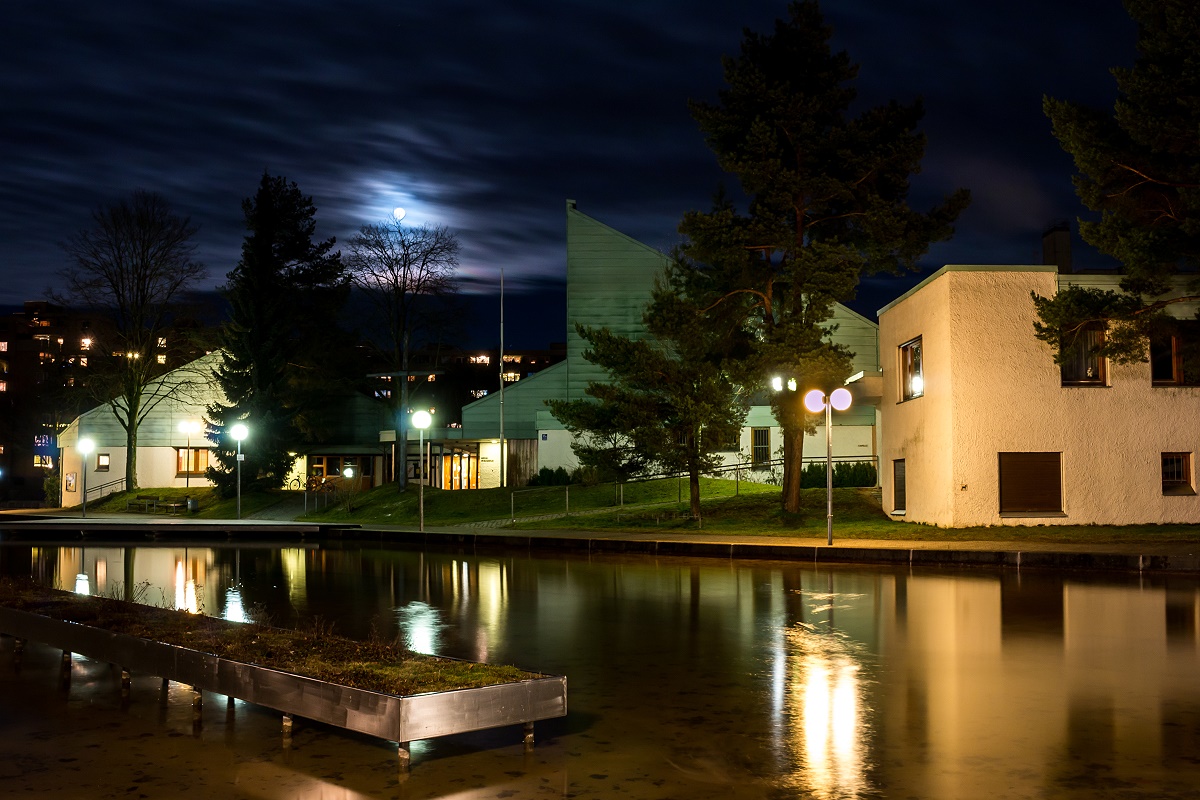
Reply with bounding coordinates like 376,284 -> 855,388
900,337 -> 923,400
999,452 -> 1063,513
751,428 -> 771,466
1060,325 -> 1106,385
1162,452 -> 1194,495
1150,322 -> 1200,385
893,459 -> 906,513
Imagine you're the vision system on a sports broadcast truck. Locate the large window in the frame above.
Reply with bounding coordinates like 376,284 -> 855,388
176,447 -> 209,476
751,428 -> 771,466
998,452 -> 1063,514
893,460 -> 907,513
1162,452 -> 1195,495
1151,322 -> 1200,386
900,337 -> 923,400
1060,324 -> 1106,385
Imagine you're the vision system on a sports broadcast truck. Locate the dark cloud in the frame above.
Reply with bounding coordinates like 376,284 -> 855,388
2,0 -> 1137,334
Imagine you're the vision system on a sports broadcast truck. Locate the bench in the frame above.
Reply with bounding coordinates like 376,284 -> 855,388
160,499 -> 187,515
125,495 -> 159,513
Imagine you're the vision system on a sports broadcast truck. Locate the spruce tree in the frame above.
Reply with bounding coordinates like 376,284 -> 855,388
206,174 -> 346,495
1037,1 -> 1200,363
682,1 -> 969,513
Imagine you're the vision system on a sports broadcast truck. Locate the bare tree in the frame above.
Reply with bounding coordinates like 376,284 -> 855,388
346,219 -> 460,488
60,190 -> 207,492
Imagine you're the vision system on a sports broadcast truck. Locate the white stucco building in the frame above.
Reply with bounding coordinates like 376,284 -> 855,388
879,265 -> 1200,527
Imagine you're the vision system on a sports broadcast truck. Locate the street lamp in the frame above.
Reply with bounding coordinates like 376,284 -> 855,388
78,438 -> 94,519
803,387 -> 853,546
231,423 -> 248,520
178,419 -> 201,489
342,465 -> 355,512
412,410 -> 432,532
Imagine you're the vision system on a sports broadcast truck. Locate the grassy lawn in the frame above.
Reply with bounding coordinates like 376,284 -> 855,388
74,478 -> 1200,546
80,486 -> 286,520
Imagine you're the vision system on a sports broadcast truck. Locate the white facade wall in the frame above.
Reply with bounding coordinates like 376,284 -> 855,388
880,266 -> 1200,527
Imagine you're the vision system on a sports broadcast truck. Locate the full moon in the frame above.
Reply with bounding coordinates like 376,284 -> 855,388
392,207 -> 406,221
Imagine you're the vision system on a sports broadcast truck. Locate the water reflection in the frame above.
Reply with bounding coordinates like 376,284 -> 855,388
4,543 -> 1200,799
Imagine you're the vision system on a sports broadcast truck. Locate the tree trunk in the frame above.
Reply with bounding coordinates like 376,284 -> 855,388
688,465 -> 702,520
781,424 -> 805,514
124,394 -> 141,491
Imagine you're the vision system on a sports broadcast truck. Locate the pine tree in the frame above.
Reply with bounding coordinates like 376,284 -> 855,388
548,258 -> 752,519
1037,1 -> 1200,363
206,174 -> 346,495
682,1 -> 969,513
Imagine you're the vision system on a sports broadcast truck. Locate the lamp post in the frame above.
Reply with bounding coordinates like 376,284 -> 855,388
178,419 -> 201,489
342,465 -> 355,512
231,423 -> 248,520
803,387 -> 853,546
78,438 -> 94,519
412,410 -> 432,532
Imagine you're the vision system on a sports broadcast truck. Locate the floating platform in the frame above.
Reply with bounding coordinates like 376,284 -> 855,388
0,603 -> 567,771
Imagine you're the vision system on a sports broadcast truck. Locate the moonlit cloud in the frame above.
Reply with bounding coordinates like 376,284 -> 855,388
2,0 -> 1137,338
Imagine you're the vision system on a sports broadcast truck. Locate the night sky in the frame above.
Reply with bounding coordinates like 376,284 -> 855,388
3,1 -> 1136,344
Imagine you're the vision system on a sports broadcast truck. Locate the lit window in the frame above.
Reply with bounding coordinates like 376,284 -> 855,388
427,374 -> 436,382
33,334 -> 49,342
502,372 -> 521,382
502,354 -> 522,363
176,448 -> 209,475
1060,324 -> 1106,386
157,337 -> 167,348
0,381 -> 6,393
33,455 -> 53,468
1162,452 -> 1195,495
56,337 -> 64,346
96,454 -> 110,472
156,354 -> 167,365
900,337 -> 923,400
470,389 -> 488,398
80,338 -> 91,350
79,357 -> 87,367
469,355 -> 490,365
0,341 -> 7,351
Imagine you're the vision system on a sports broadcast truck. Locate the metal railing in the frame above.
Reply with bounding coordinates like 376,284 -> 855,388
85,477 -> 126,503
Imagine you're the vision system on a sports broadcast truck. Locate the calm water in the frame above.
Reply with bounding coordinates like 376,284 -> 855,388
2,542 -> 1200,799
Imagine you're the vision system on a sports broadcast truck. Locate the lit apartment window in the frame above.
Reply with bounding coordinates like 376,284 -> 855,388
900,337 -> 923,400
79,357 -> 88,367
156,354 -> 167,365
96,454 -> 110,472
998,452 -> 1063,514
0,381 -> 6,393
470,389 -> 488,398
502,354 -> 522,363
1060,324 -> 1106,385
80,338 -> 91,350
469,355 -> 490,365
0,341 -> 7,351
1151,323 -> 1200,386
426,374 -> 436,382
751,427 -> 770,466
33,334 -> 49,342
1162,452 -> 1195,495
157,337 -> 167,348
502,371 -> 521,382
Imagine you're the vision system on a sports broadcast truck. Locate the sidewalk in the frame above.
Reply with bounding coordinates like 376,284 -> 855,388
344,523 -> 1200,574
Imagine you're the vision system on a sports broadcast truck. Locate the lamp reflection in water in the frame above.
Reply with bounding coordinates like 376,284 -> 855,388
777,598 -> 871,797
396,601 -> 445,655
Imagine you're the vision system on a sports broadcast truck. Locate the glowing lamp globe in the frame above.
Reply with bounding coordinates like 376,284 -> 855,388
830,387 -> 853,411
